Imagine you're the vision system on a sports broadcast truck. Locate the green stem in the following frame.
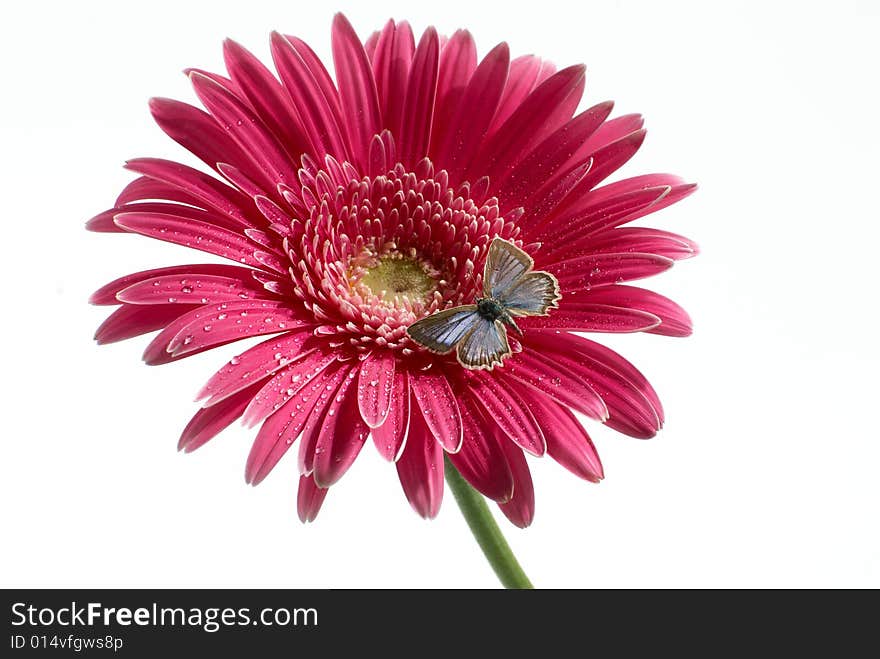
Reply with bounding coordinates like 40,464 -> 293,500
444,456 -> 534,589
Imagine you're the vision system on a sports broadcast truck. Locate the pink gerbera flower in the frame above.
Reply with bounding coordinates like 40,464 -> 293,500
89,14 -> 696,531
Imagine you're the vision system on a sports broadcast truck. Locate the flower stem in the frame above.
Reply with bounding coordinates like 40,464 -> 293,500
444,456 -> 534,589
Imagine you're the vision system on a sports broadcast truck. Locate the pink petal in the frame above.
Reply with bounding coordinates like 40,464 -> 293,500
371,20 -> 414,141
297,475 -> 329,523
573,286 -> 693,337
123,158 -> 254,227
94,303 -> 199,345
149,97 -> 261,181
536,185 -> 674,247
503,351 -> 608,421
525,331 -> 662,438
178,382 -> 263,453
116,272 -> 275,306
88,201 -> 244,234
142,300 -> 310,365
547,129 -> 648,222
113,212 -> 276,273
242,348 -> 338,428
90,264 -> 260,305
559,332 -> 665,425
298,363 -> 357,476
496,101 -> 614,209
356,351 -> 396,428
468,64 -> 585,185
447,396 -> 514,502
489,55 -> 545,133
372,368 -> 410,461
430,29 -> 477,163
270,32 -> 350,162
398,27 -> 439,169
189,71 -> 298,189
432,42 -> 510,180
465,372 -> 546,456
410,368 -> 463,453
583,227 -> 698,261
547,252 -> 673,290
497,440 -> 534,529
396,396 -> 444,519
245,361 -> 346,485
520,303 -> 660,333
578,113 -> 645,157
114,176 -> 212,209
313,368 -> 370,487
522,390 -> 604,482
197,329 -> 317,407
222,39 -> 310,161
332,14 -> 382,170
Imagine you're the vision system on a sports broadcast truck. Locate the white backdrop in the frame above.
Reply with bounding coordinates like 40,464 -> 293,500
1,0 -> 878,588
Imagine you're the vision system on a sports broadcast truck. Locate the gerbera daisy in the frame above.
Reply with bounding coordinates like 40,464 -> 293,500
89,14 -> 695,585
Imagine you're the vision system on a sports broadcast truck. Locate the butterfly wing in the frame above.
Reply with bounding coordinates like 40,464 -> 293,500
456,318 -> 511,370
483,238 -> 534,299
406,305 -> 480,354
497,271 -> 561,317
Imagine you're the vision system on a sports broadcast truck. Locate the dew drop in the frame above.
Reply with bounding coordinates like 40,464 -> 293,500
182,335 -> 194,346
230,356 -> 241,365
181,285 -> 193,294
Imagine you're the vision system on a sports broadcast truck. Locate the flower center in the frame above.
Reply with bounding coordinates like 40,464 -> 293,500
355,252 -> 440,306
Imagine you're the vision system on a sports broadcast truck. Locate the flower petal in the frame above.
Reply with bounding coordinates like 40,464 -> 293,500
123,158 -> 255,227
496,100 -> 614,209
357,351 -> 396,428
431,29 -> 477,158
371,368 -> 410,461
90,264 -> 260,306
241,348 -> 337,428
332,14 -> 382,170
297,475 -> 329,523
465,372 -> 545,456
547,252 -> 673,290
222,39 -> 310,161
525,331 -> 662,438
197,329 -> 317,407
410,368 -> 463,453
582,227 -> 698,261
149,97 -> 260,181
298,363 -> 357,477
372,20 -> 414,141
313,367 -> 370,487
93,303 -> 199,345
547,129 -> 648,222
142,300 -> 310,365
245,360 -> 346,485
536,185 -> 674,247
522,390 -> 604,482
447,396 -> 514,502
520,303 -> 660,333
468,64 -> 585,185
396,396 -> 444,519
178,381 -> 263,453
573,286 -> 693,337
399,27 -> 439,169
503,351 -> 608,421
497,440 -> 534,529
116,272 -> 276,306
113,211 -> 277,273
189,71 -> 299,189
270,32 -> 350,162
432,42 -> 509,180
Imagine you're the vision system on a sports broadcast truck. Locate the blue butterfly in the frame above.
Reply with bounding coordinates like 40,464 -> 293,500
406,238 -> 561,370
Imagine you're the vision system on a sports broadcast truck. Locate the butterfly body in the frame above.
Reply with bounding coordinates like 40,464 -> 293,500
406,238 -> 560,370
475,297 -> 523,336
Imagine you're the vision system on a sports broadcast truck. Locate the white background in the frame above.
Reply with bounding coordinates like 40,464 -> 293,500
1,0 -> 878,588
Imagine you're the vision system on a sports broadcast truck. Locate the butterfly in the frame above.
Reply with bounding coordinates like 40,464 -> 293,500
406,237 -> 561,370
